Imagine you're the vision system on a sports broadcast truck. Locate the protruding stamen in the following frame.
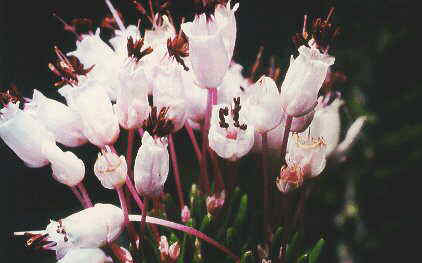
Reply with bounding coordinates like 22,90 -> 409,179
52,13 -> 83,41
105,0 -> 126,31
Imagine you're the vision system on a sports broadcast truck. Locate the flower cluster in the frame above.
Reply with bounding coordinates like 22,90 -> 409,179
4,1 -> 368,262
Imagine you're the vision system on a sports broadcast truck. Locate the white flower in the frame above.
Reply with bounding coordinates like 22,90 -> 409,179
217,61 -> 246,105
94,148 -> 127,190
134,131 -> 169,198
42,141 -> 85,187
0,102 -> 54,167
208,100 -> 254,161
58,79 -> 120,148
242,76 -> 282,133
58,248 -> 112,263
280,45 -> 335,117
68,28 -> 121,100
43,203 -> 124,259
333,116 -> 367,160
181,2 -> 239,88
24,89 -> 87,147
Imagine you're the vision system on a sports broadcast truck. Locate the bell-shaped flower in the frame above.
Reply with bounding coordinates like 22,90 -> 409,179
58,78 -> 120,148
217,61 -> 247,105
68,29 -> 121,100
42,141 -> 85,187
242,76 -> 282,133
0,101 -> 55,167
181,2 -> 239,88
94,147 -> 127,190
58,248 -> 112,263
134,131 -> 169,198
280,45 -> 335,117
152,62 -> 187,132
115,61 -> 150,130
33,203 -> 124,259
277,133 -> 327,193
24,89 -> 87,147
208,98 -> 254,161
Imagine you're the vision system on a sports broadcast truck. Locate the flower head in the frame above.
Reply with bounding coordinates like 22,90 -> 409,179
94,147 -> 127,190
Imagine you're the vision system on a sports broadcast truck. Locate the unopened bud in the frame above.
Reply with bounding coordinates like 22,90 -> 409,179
181,205 -> 191,223
206,191 -> 225,215
94,148 -> 127,190
168,241 -> 180,262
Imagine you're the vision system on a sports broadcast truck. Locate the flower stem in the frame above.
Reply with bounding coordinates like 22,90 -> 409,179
208,148 -> 224,192
129,214 -> 240,262
169,134 -> 185,211
125,174 -> 144,210
117,187 -> 140,250
77,182 -> 93,208
184,122 -> 202,163
69,186 -> 85,207
262,132 -> 271,242
280,115 -> 293,161
125,129 -> 135,211
141,197 -> 148,234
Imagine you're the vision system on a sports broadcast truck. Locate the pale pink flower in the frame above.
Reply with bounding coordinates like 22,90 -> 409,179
206,191 -> 226,216
181,205 -> 191,223
159,236 -> 180,263
58,248 -> 112,263
94,148 -> 127,190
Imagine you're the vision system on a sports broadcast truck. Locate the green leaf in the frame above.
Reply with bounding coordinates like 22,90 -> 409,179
271,226 -> 283,260
285,231 -> 302,263
309,238 -> 325,263
234,194 -> 248,230
296,253 -> 308,263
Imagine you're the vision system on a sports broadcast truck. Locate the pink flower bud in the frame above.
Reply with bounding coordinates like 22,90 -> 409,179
206,191 -> 225,216
181,205 -> 191,223
134,132 -> 169,198
94,148 -> 127,190
0,102 -> 55,167
169,241 -> 181,262
280,45 -> 335,117
159,236 -> 170,261
24,90 -> 87,147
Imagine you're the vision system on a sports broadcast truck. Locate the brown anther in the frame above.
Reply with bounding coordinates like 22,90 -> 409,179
24,233 -> 49,249
70,18 -> 94,35
218,107 -> 229,128
231,97 -> 247,130
127,36 -> 153,62
167,26 -> 189,71
142,106 -> 175,137
0,84 -> 24,108
321,70 -> 347,93
101,10 -> 125,30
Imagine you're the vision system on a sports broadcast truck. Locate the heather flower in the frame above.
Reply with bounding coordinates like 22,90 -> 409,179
94,147 -> 127,190
208,98 -> 254,161
217,61 -> 247,105
24,89 -> 87,147
280,45 -> 335,117
134,131 -> 169,198
206,190 -> 225,216
58,248 -> 112,263
159,236 -> 180,263
0,100 -> 54,168
42,141 -> 85,187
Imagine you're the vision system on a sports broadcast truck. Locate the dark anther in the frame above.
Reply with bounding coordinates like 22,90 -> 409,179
231,97 -> 247,130
193,0 -> 228,18
142,106 -> 175,137
0,84 -> 25,109
101,10 -> 125,30
167,29 -> 189,71
127,36 -> 153,62
219,107 -> 229,128
148,94 -> 154,107
24,233 -> 49,249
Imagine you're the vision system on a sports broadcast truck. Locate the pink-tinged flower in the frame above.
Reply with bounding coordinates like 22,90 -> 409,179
152,63 -> 187,133
181,205 -> 191,223
42,141 -> 85,187
217,61 -> 247,105
58,248 -> 112,263
24,89 -> 87,147
181,2 -> 239,88
159,236 -> 180,263
280,45 -> 335,117
206,190 -> 225,216
242,76 -> 282,133
115,61 -> 150,130
0,101 -> 55,167
277,134 -> 327,193
29,204 -> 124,259
134,131 -> 169,198
208,98 -> 254,161
94,147 -> 127,190
58,79 -> 120,148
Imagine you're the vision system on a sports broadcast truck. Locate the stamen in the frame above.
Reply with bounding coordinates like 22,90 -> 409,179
105,0 -> 126,31
52,13 -> 82,41
142,106 -> 175,137
218,107 -> 229,128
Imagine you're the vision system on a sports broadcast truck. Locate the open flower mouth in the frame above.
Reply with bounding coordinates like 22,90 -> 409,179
24,233 -> 57,250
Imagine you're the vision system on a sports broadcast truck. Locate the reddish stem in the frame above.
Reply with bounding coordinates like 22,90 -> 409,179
262,132 -> 271,242
184,122 -> 202,163
208,148 -> 224,192
125,175 -> 144,210
169,134 -> 185,211
77,182 -> 93,207
125,129 -> 135,211
117,187 -> 140,250
141,197 -> 148,234
69,186 -> 85,207
129,214 -> 240,262
280,115 -> 293,161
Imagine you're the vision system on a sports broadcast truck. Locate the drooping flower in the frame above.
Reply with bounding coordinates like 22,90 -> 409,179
217,61 -> 247,105
24,89 -> 87,147
280,45 -> 335,117
0,98 -> 55,168
208,97 -> 254,161
242,76 -> 283,133
57,248 -> 112,263
181,1 -> 239,88
94,147 -> 127,190
42,141 -> 85,187
134,131 -> 169,198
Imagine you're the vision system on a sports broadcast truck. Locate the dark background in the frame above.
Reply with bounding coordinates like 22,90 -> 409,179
1,0 -> 418,262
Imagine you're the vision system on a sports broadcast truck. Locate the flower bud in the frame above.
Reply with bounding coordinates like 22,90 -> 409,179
42,142 -> 85,187
24,90 -> 87,147
134,131 -> 169,198
169,241 -> 181,262
59,80 -> 120,148
206,191 -> 225,216
181,205 -> 191,223
94,148 -> 127,190
58,248 -> 112,263
280,45 -> 335,117
0,102 -> 54,167
159,236 -> 170,261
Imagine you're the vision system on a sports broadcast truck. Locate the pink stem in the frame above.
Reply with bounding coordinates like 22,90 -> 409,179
169,134 -> 185,210
208,148 -> 224,192
125,175 -> 144,210
141,197 -> 148,234
199,88 -> 213,194
184,122 -> 202,163
262,132 -> 270,242
69,186 -> 85,207
125,129 -> 135,211
117,187 -> 139,249
280,115 -> 293,161
77,182 -> 93,207
129,214 -> 240,262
